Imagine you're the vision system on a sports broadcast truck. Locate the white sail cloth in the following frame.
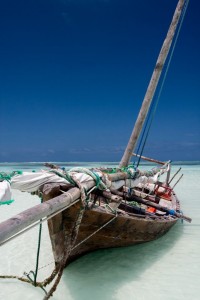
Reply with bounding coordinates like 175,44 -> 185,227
111,174 -> 162,190
1,167 -> 168,201
10,170 -> 100,193
0,181 -> 12,203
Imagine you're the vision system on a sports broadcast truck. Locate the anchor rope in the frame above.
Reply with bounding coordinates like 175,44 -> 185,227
0,167 -> 114,298
42,196 -> 90,299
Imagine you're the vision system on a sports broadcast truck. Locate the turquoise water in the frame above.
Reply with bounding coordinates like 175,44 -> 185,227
0,163 -> 200,300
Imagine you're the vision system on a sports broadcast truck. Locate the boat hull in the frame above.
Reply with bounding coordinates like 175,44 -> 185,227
47,202 -> 178,265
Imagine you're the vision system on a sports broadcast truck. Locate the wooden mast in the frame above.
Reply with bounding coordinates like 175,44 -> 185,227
119,0 -> 186,168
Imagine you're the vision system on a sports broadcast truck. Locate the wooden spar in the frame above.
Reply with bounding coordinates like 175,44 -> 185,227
0,182 -> 92,246
172,174 -> 183,189
110,188 -> 192,223
132,153 -> 165,165
0,168 -> 142,245
0,173 -> 132,245
93,189 -> 123,211
169,167 -> 182,184
119,0 -> 186,168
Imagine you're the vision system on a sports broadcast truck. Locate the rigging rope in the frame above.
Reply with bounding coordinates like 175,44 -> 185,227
134,0 -> 190,168
0,200 -> 14,206
24,195 -> 45,291
0,171 -> 23,183
34,196 -> 43,285
72,214 -> 117,251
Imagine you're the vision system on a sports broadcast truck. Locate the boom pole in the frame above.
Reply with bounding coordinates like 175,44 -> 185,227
119,0 -> 186,168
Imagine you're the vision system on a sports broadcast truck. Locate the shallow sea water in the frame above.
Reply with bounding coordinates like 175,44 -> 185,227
0,163 -> 200,300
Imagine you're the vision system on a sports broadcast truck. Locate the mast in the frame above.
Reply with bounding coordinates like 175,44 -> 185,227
119,0 -> 186,168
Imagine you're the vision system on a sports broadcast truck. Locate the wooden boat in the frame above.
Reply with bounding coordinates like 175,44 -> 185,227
0,1 -> 191,299
47,185 -> 180,265
42,160 -> 188,267
41,0 -> 191,266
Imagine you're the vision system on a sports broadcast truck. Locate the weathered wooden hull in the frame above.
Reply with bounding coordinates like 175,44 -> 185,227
47,202 -> 178,265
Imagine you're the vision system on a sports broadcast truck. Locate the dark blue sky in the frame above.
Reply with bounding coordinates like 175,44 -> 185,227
0,0 -> 199,162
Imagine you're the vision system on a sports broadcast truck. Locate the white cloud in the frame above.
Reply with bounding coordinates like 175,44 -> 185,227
48,149 -> 55,154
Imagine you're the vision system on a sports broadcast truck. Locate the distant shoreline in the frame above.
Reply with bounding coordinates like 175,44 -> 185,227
0,161 -> 200,166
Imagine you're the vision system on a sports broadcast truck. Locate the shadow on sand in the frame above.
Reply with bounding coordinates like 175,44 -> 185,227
60,222 -> 184,300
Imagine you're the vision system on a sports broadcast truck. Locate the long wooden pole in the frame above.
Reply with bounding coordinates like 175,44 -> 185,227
132,153 -> 165,165
0,175 -> 124,245
119,0 -> 186,168
0,183 -> 92,246
110,188 -> 192,223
